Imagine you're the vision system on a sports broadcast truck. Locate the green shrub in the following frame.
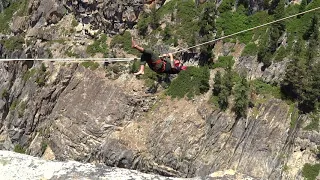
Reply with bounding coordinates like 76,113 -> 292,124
213,56 -> 234,69
18,101 -> 27,118
156,0 -> 200,45
86,34 -> 109,56
0,0 -> 28,33
2,35 -> 24,51
250,79 -> 282,99
1,89 -> 8,98
16,0 -> 28,16
209,95 -> 220,107
9,99 -> 19,111
35,63 -> 48,87
137,13 -> 150,36
41,142 -> 48,155
274,46 -> 287,62
23,69 -> 37,82
282,164 -> 290,172
242,43 -> 258,56
65,47 -> 79,58
304,112 -> 319,131
110,31 -> 139,56
216,11 -> 252,44
233,76 -> 249,118
218,0 -> 235,13
130,60 -> 140,73
141,67 -> 160,88
166,66 -> 210,99
81,61 -> 99,70
288,103 -> 299,128
14,144 -> 25,154
302,163 -> 320,180
72,18 -> 79,27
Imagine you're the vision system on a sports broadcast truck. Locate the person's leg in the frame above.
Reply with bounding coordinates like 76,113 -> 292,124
132,37 -> 144,52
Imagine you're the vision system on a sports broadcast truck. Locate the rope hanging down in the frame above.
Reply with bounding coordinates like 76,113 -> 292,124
170,6 -> 320,54
0,6 -> 319,62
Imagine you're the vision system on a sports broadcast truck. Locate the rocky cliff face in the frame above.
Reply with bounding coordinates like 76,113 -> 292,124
0,60 -> 319,179
1,150 -> 261,179
0,150 -> 184,180
12,0 -> 144,34
0,0 -> 319,179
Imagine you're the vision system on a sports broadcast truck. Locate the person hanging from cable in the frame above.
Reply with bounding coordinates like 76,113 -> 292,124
131,37 -> 187,75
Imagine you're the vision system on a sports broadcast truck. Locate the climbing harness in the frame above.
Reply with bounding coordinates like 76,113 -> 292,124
148,58 -> 167,73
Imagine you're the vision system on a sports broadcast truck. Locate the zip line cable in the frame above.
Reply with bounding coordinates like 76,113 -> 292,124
0,58 -> 135,62
0,6 -> 319,62
170,6 -> 320,54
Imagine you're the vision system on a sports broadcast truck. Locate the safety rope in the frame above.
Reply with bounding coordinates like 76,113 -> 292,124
0,58 -> 135,62
170,6 -> 320,54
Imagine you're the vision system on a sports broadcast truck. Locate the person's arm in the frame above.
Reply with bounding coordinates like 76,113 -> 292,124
161,53 -> 169,58
134,64 -> 145,75
169,53 -> 174,67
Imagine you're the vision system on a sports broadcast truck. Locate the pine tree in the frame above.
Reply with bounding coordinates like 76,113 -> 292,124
305,15 -> 319,64
137,13 -> 149,36
213,71 -> 222,96
163,26 -> 171,42
198,0 -> 216,65
199,0 -> 216,38
298,0 -> 307,18
268,0 -> 280,15
224,61 -> 233,93
281,57 -> 307,100
311,62 -> 320,109
270,0 -> 285,48
233,77 -> 249,118
218,86 -> 229,111
258,0 -> 285,69
150,5 -> 159,30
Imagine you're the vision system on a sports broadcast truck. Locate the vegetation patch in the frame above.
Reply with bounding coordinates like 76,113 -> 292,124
304,112 -> 319,131
18,101 -> 27,118
1,35 -> 24,51
288,103 -> 299,128
81,61 -> 99,70
166,66 -> 210,99
35,63 -> 48,87
250,79 -> 282,99
72,18 -> 79,27
209,95 -> 219,108
105,63 -> 127,79
274,46 -> 287,62
14,144 -> 26,154
213,56 -> 234,69
9,99 -> 19,111
217,11 -> 252,44
141,67 -> 161,88
110,31 -> 138,56
0,0 -> 28,33
86,34 -> 109,56
65,47 -> 79,58
1,89 -> 8,98
41,141 -> 48,155
302,163 -> 320,180
241,43 -> 258,56
130,59 -> 140,74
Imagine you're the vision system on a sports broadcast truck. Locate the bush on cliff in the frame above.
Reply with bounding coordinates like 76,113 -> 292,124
166,66 -> 210,99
